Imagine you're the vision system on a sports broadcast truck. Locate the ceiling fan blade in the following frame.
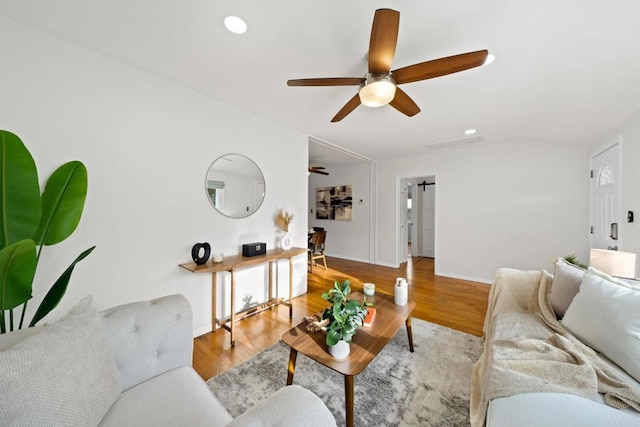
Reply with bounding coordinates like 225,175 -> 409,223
368,9 -> 400,74
392,50 -> 489,85
287,78 -> 362,87
331,93 -> 362,122
310,166 -> 326,170
310,170 -> 329,175
389,88 -> 421,117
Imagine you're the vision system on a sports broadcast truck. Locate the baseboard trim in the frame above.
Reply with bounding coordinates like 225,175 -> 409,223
376,261 -> 399,268
324,252 -> 372,265
193,324 -> 212,338
434,270 -> 492,285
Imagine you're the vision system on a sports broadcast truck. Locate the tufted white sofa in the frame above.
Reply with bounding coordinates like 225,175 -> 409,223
0,294 -> 336,426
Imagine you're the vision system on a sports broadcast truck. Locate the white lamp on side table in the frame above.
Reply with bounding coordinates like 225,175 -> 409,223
589,249 -> 637,278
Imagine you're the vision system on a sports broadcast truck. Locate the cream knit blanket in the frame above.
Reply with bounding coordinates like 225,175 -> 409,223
470,268 -> 640,426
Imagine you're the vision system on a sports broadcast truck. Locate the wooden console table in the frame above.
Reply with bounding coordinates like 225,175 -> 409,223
179,247 -> 307,346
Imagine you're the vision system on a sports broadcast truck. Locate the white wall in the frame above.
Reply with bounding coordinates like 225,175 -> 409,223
601,109 -> 640,276
0,17 -> 309,336
376,141 -> 591,283
308,161 -> 372,263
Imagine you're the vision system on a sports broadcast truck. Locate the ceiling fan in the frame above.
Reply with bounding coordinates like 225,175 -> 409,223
287,8 -> 489,122
309,166 -> 329,175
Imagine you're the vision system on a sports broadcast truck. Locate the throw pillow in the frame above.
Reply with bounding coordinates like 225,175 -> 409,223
562,268 -> 640,383
619,276 -> 640,289
549,257 -> 585,319
0,296 -> 121,426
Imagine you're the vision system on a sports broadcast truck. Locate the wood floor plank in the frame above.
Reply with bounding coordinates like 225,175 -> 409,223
192,256 -> 490,380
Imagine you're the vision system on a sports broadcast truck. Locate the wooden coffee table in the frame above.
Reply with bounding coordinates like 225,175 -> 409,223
281,292 -> 415,427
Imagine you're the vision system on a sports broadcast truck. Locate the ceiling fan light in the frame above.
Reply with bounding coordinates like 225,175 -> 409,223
359,75 -> 396,107
484,54 -> 495,65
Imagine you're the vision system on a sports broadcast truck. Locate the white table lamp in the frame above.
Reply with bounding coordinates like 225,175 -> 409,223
589,249 -> 637,278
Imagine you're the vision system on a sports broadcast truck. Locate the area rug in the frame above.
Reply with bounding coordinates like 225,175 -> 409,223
207,318 -> 483,427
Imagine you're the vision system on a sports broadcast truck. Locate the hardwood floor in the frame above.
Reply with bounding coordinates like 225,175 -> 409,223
192,255 -> 490,381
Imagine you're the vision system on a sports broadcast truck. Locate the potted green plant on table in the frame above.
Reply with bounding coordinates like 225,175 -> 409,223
321,280 -> 370,359
0,130 -> 94,333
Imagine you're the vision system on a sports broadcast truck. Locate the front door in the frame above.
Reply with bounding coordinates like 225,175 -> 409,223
590,140 -> 620,250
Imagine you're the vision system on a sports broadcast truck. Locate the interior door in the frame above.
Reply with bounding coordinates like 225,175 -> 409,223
591,141 -> 620,250
410,182 -> 418,257
421,184 -> 435,258
398,178 -> 409,262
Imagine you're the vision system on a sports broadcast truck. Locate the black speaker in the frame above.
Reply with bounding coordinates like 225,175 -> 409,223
242,242 -> 266,257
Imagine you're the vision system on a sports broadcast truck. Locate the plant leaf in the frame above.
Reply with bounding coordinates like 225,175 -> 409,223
0,131 -> 41,249
343,282 -> 351,296
33,161 -> 88,246
344,300 -> 359,316
344,323 -> 357,335
29,246 -> 95,326
0,239 -> 36,310
326,329 -> 340,346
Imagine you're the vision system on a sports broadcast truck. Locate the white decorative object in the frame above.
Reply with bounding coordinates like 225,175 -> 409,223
279,233 -> 293,250
212,253 -> 224,263
328,339 -> 350,359
394,278 -> 408,306
363,283 -> 375,296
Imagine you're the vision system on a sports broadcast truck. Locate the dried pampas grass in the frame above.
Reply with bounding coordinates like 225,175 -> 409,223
275,210 -> 293,232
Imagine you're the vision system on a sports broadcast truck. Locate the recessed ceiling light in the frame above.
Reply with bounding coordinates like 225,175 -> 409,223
224,16 -> 247,34
464,129 -> 477,135
484,54 -> 495,65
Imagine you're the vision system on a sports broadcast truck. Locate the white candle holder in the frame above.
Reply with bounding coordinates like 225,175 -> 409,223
363,283 -> 375,296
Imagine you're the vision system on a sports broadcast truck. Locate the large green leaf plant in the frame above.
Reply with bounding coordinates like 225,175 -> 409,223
321,280 -> 371,346
0,130 -> 94,333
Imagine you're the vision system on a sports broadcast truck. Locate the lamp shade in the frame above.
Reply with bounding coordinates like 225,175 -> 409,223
589,249 -> 637,278
358,75 -> 396,107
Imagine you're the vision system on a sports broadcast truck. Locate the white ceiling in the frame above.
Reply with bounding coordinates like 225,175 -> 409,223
2,0 -> 640,165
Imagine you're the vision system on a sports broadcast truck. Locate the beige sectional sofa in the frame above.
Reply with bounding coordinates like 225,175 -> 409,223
471,261 -> 640,427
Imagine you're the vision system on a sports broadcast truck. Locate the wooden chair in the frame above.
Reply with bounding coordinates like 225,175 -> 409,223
308,230 -> 327,273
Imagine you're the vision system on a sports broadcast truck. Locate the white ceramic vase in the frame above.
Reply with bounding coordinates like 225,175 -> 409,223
279,232 -> 293,250
394,277 -> 408,306
328,339 -> 350,359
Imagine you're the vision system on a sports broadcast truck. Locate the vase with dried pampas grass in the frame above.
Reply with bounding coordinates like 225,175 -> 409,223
275,210 -> 294,250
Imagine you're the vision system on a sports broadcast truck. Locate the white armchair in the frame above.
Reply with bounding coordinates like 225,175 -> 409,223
0,294 -> 336,427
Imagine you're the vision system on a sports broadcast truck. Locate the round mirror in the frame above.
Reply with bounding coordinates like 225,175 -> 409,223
205,154 -> 266,218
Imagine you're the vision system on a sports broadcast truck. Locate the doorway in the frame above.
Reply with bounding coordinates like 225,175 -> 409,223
590,139 -> 621,250
398,175 -> 436,265
309,137 -> 377,264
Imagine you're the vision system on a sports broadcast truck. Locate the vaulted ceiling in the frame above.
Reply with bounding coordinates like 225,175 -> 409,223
2,1 -> 640,162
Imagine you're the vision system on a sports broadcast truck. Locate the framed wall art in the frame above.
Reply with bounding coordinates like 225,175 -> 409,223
316,185 -> 352,220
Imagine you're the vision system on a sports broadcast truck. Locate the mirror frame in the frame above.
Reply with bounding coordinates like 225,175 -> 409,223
205,153 -> 266,218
